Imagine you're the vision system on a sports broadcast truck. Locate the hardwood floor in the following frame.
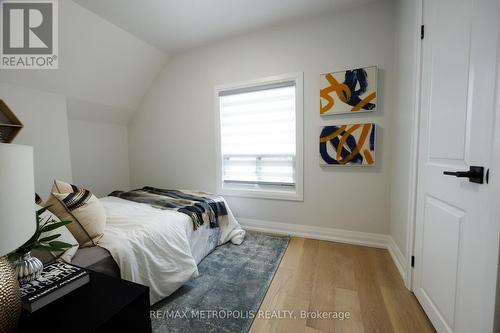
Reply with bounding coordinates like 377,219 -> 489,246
249,237 -> 435,333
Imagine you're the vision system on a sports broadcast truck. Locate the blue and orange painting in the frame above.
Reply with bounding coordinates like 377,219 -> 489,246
320,123 -> 376,166
320,66 -> 377,115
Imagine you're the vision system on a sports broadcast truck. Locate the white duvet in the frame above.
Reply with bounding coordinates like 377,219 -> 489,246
97,196 -> 245,304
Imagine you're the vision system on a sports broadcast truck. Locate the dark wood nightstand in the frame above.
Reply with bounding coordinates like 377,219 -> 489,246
18,269 -> 151,333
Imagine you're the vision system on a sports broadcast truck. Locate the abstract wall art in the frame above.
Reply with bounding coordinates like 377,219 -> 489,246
320,66 -> 377,115
320,123 -> 376,166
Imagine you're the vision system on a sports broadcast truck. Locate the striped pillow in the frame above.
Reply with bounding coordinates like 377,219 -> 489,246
35,193 -> 44,205
45,180 -> 106,247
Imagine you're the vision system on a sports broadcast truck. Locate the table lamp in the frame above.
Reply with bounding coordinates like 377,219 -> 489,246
0,144 -> 36,332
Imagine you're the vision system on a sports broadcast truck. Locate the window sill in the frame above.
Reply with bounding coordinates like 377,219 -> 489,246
219,184 -> 303,201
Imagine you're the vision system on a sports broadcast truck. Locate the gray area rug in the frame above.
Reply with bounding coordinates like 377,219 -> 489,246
151,232 -> 290,333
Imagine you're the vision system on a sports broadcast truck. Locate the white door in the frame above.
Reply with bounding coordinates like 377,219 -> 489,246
413,0 -> 500,332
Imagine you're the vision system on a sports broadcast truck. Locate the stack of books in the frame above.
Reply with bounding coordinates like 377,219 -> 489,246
20,261 -> 90,312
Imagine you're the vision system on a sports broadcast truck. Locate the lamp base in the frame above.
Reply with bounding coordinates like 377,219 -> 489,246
0,256 -> 21,333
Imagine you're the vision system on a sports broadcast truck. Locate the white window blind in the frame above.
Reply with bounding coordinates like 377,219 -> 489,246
219,82 -> 296,187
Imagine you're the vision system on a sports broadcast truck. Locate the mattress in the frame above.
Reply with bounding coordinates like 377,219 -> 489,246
71,246 -> 120,278
31,245 -> 120,278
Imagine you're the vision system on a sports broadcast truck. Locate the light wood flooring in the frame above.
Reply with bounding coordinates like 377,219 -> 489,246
249,237 -> 435,333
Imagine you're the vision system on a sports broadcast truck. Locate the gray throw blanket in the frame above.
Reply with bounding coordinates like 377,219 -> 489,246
108,187 -> 227,230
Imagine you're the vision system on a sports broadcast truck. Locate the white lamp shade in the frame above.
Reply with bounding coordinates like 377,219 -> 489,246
0,144 -> 36,256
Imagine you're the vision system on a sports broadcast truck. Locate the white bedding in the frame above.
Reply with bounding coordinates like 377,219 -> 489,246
97,196 -> 245,304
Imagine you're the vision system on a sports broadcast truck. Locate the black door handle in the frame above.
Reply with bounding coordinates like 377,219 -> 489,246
443,166 -> 484,184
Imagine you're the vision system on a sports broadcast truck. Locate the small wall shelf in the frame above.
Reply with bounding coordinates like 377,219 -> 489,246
0,99 -> 23,143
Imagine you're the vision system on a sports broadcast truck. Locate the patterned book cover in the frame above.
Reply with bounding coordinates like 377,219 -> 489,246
20,261 -> 89,305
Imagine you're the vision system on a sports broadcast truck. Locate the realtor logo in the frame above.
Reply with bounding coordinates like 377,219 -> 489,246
1,0 -> 58,69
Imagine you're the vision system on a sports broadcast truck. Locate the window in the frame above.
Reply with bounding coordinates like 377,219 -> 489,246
215,73 -> 303,201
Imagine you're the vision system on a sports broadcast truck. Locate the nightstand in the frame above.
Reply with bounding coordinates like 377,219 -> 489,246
18,269 -> 151,333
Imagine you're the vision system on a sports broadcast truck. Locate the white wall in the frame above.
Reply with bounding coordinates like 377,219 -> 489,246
389,0 -> 420,257
129,0 -> 396,234
0,0 -> 167,124
68,120 -> 130,197
0,0 -> 167,196
0,83 -> 73,197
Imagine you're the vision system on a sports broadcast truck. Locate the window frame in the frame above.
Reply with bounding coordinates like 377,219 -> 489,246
214,72 -> 304,201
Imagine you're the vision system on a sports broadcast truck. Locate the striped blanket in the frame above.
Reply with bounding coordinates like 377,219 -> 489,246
108,187 -> 227,230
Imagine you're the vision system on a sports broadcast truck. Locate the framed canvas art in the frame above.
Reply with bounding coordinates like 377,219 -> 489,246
319,123 -> 376,166
320,66 -> 377,115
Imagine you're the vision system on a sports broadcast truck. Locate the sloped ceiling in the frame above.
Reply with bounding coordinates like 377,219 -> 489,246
0,0 -> 377,124
0,1 -> 167,124
74,0 -> 376,53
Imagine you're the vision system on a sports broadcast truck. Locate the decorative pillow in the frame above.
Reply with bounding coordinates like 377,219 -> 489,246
51,180 -> 79,194
45,180 -> 106,247
35,193 -> 44,205
34,204 -> 79,263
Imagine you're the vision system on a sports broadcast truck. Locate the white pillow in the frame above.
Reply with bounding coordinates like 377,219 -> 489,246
36,204 -> 79,263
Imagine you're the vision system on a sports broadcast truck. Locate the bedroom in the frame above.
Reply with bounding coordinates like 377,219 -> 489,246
0,0 -> 499,332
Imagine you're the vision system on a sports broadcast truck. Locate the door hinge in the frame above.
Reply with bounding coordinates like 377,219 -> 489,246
420,25 -> 425,40
411,255 -> 415,267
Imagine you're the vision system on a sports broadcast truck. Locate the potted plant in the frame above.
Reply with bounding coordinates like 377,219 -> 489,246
9,206 -> 72,283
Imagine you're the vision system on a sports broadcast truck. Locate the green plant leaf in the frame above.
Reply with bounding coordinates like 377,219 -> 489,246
7,253 -> 18,262
39,234 -> 61,243
48,241 -> 72,249
36,206 -> 50,219
40,220 -> 71,233
11,208 -> 72,257
33,244 -> 55,251
40,216 -> 57,229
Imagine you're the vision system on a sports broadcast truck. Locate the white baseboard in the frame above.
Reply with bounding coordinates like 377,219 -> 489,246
238,217 -> 407,281
386,236 -> 407,280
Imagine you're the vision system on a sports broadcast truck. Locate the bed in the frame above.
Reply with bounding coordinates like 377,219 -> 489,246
42,191 -> 246,305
